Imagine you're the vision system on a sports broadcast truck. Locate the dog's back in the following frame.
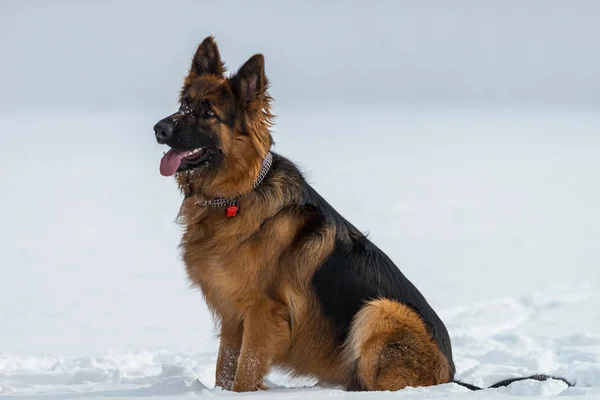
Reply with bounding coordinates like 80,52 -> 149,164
267,155 -> 455,390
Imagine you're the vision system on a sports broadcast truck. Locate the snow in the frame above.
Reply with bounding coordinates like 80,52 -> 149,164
1,108 -> 599,399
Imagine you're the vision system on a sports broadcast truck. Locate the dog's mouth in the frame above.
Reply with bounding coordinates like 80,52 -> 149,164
159,147 -> 210,176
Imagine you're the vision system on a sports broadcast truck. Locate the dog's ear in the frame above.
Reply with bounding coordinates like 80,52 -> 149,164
230,54 -> 268,105
189,36 -> 226,77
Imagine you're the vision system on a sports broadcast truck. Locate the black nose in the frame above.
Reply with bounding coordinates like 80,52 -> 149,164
154,118 -> 174,143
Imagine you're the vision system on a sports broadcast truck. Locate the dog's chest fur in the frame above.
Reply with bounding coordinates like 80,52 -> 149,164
177,196 -> 301,319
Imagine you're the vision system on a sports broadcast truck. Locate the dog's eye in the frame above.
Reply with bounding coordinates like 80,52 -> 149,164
204,108 -> 215,118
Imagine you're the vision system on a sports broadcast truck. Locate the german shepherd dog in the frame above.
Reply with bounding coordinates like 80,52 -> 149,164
154,36 -> 572,392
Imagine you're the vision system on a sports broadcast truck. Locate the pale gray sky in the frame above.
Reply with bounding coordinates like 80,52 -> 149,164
2,0 -> 600,112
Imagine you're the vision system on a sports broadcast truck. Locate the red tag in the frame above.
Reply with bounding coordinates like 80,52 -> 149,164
226,205 -> 239,217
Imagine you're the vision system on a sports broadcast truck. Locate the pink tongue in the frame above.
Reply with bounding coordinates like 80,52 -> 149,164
159,149 -> 187,176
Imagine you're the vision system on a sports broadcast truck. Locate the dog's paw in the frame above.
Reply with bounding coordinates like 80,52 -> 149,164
231,380 -> 268,392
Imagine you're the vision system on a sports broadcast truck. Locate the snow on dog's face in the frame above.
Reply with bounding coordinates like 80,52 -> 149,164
154,36 -> 273,196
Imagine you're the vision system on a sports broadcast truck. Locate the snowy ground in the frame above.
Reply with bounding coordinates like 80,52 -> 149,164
1,108 -> 599,399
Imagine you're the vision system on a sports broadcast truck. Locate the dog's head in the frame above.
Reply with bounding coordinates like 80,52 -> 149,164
154,36 -> 273,196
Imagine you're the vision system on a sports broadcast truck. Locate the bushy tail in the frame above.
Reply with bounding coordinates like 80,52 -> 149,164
454,374 -> 574,391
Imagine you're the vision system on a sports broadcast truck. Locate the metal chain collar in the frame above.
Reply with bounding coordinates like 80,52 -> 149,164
195,152 -> 273,208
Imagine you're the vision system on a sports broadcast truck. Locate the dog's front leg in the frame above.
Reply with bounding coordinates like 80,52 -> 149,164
215,318 -> 243,390
232,299 -> 291,392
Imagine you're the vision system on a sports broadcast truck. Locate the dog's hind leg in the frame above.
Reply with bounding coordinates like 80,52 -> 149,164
345,298 -> 452,391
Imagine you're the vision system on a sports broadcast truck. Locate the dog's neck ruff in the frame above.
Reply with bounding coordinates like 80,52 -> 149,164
194,151 -> 273,208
